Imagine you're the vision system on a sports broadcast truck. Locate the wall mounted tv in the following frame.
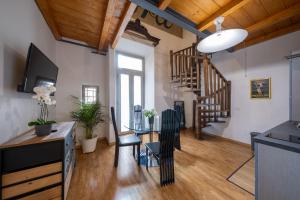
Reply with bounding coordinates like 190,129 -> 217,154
18,43 -> 58,94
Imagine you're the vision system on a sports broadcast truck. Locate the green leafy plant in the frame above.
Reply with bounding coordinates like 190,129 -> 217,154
144,109 -> 157,118
28,119 -> 56,126
71,96 -> 105,139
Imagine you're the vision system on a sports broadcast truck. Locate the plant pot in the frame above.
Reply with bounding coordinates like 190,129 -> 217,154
81,136 -> 98,153
148,117 -> 154,130
35,124 -> 52,136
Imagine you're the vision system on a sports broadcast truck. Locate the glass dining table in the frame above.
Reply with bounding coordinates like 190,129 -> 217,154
124,118 -> 161,166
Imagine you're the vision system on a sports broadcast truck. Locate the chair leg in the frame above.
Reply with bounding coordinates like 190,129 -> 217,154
114,145 -> 119,167
177,134 -> 181,150
175,135 -> 181,150
133,145 -> 135,157
137,144 -> 140,166
160,158 -> 163,186
146,147 -> 149,171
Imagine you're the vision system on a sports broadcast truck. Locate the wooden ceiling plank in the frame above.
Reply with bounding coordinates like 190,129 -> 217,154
99,0 -> 118,50
112,2 -> 137,48
197,0 -> 251,31
235,21 -> 300,50
246,2 -> 300,33
158,0 -> 172,10
35,0 -> 62,40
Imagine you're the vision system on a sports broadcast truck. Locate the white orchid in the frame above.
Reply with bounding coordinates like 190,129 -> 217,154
32,86 -> 56,122
33,86 -> 56,105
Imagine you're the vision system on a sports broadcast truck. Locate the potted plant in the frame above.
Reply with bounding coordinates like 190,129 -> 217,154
144,109 -> 157,130
71,97 -> 105,153
28,86 -> 56,136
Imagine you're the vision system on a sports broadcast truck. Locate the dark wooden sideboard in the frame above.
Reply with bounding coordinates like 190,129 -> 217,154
0,122 -> 76,200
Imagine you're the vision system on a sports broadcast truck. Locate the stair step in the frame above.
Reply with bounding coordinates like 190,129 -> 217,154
198,109 -> 229,113
184,89 -> 201,92
208,120 -> 226,123
200,115 -> 222,118
170,80 -> 180,83
176,84 -> 197,88
197,96 -> 212,100
196,103 -> 220,107
197,124 -> 211,128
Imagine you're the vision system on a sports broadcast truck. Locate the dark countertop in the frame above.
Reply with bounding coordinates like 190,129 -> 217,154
254,121 -> 300,153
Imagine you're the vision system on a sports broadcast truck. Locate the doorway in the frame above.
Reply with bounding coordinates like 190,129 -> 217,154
117,52 -> 144,132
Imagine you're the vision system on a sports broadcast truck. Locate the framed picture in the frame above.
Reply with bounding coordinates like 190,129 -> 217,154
250,78 -> 271,99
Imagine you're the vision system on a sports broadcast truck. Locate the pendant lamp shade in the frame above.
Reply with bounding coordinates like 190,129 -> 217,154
197,16 -> 248,53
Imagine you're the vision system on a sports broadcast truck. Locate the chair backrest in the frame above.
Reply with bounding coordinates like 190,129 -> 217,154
160,109 -> 177,157
133,105 -> 143,130
174,105 -> 182,136
110,107 -> 119,144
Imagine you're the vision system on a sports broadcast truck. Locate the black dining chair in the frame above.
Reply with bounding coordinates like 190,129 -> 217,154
145,109 -> 177,186
174,105 -> 182,150
111,107 -> 141,167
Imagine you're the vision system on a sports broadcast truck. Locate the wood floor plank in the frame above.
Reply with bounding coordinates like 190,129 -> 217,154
228,158 -> 255,195
67,130 -> 254,200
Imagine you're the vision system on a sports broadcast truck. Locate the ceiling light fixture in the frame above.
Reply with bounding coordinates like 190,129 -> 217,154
197,16 -> 248,53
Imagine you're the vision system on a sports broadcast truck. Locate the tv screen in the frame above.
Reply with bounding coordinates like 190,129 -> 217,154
18,43 -> 58,94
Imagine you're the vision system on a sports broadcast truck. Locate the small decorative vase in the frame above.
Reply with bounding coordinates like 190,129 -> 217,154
148,117 -> 154,130
35,124 -> 52,136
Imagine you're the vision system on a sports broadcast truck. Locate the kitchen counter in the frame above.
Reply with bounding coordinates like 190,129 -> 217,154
254,120 -> 300,153
254,120 -> 300,200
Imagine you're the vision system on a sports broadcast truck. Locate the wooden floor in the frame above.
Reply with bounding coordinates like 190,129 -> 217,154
67,130 -> 254,200
228,158 -> 255,195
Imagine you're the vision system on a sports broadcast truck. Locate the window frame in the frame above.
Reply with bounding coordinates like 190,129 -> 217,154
82,85 -> 99,104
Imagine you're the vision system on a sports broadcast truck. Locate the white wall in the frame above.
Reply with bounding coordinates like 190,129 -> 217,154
205,30 -> 300,144
0,0 -> 56,143
105,27 -> 198,143
116,38 -> 155,109
106,38 -> 155,143
55,42 -> 108,141
145,25 -> 197,128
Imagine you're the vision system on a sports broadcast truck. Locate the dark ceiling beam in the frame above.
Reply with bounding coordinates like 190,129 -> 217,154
130,0 -> 208,38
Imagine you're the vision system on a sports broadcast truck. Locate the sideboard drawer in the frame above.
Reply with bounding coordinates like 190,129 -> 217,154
2,173 -> 62,199
2,162 -> 62,186
1,141 -> 63,173
19,186 -> 62,200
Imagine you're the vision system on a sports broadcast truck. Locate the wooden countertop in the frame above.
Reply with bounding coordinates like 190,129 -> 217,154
0,122 -> 76,149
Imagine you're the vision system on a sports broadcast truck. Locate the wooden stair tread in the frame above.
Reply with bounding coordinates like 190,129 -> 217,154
196,103 -> 220,107
208,120 -> 226,123
184,89 -> 201,92
198,109 -> 229,112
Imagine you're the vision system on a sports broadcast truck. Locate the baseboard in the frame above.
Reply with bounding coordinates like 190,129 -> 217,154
203,132 -> 251,148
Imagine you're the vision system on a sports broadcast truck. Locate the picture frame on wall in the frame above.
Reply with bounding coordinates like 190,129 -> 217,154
250,78 -> 271,99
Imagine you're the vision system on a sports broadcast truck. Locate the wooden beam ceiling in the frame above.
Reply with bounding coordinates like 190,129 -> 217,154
35,0 -> 61,40
197,0 -> 251,31
246,2 -> 300,33
98,0 -> 118,51
235,22 -> 300,50
112,2 -> 137,48
158,0 -> 172,10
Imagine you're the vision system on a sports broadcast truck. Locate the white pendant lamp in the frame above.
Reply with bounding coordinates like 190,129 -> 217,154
197,16 -> 248,53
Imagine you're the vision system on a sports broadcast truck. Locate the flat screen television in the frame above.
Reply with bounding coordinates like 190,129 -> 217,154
18,43 -> 58,94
